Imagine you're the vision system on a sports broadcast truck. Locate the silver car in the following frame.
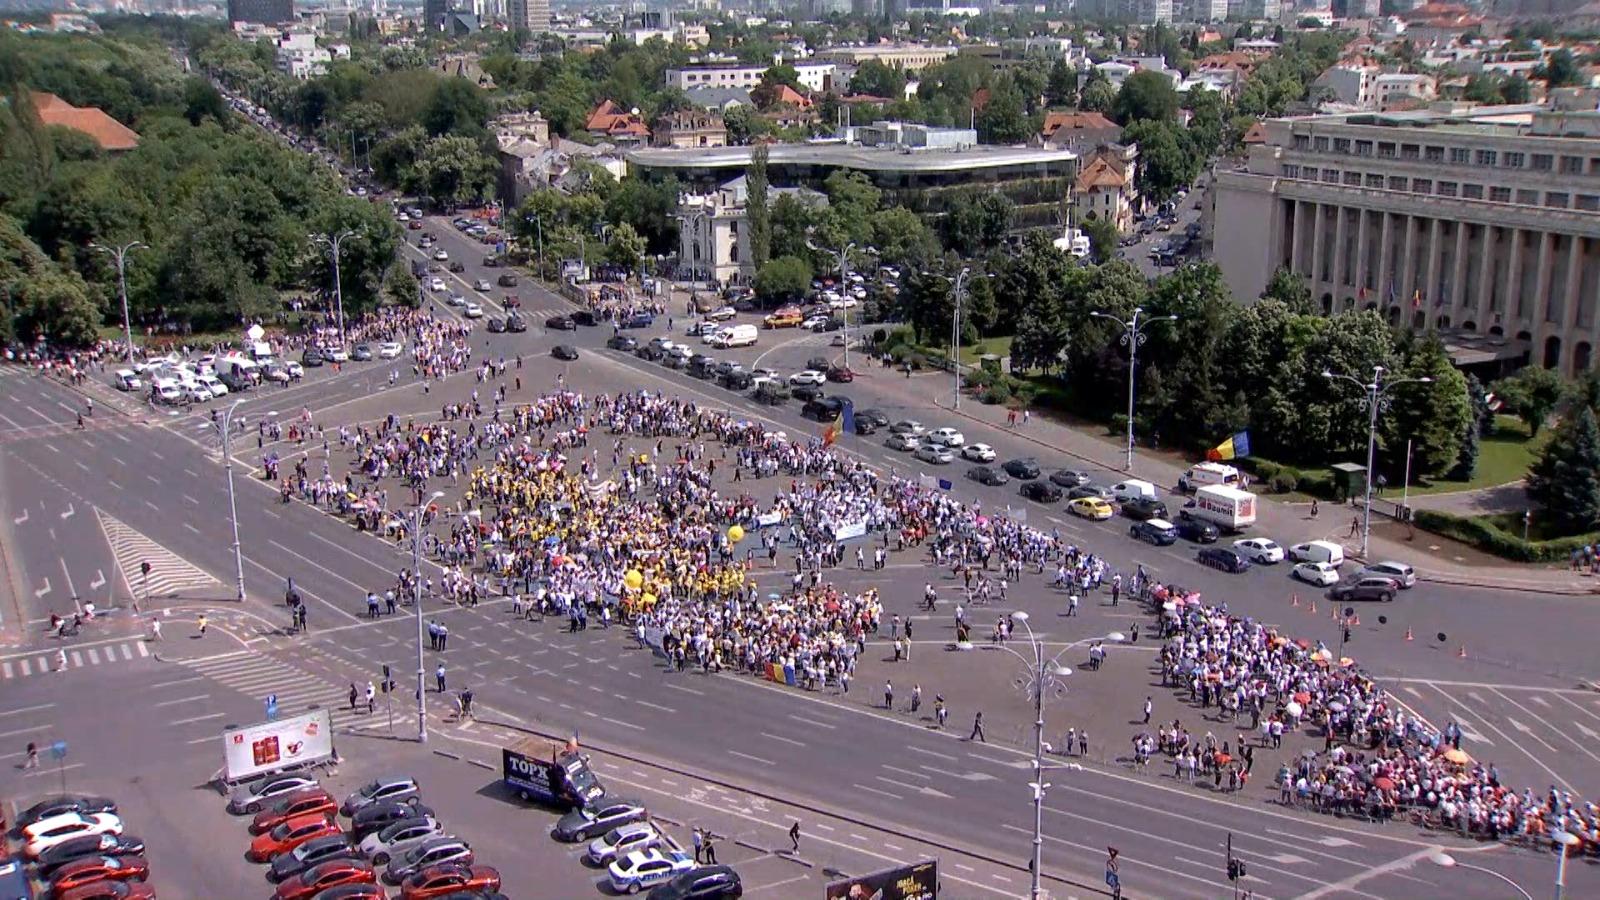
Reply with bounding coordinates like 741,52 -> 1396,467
383,836 -> 471,884
357,816 -> 444,866
914,443 -> 954,465
227,773 -> 319,815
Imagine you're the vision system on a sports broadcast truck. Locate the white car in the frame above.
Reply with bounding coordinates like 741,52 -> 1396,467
706,306 -> 737,321
428,277 -> 446,292
751,367 -> 779,381
197,374 -> 228,398
961,443 -> 997,462
788,370 -> 825,386
1233,538 -> 1285,564
585,822 -> 664,866
1292,562 -> 1341,586
463,303 -> 484,319
473,279 -> 491,291
326,346 -> 349,362
284,361 -> 304,379
182,384 -> 213,403
432,249 -> 449,261
378,342 -> 403,359
446,294 -> 466,307
357,817 -> 446,866
927,427 -> 966,447
608,849 -> 695,894
826,297 -> 858,309
801,315 -> 831,330
24,813 -> 124,859
885,432 -> 920,452
1358,561 -> 1417,588
914,443 -> 954,465
263,366 -> 291,385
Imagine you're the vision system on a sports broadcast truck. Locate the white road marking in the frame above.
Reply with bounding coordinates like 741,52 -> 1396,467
852,782 -> 902,800
168,712 -> 226,725
788,714 -> 838,730
760,731 -> 806,748
728,750 -> 774,766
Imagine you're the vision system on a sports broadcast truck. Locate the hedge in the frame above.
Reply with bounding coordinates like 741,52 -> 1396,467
1242,458 -> 1338,498
1412,509 -> 1600,563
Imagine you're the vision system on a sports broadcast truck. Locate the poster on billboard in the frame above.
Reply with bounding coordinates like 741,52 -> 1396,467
222,709 -> 334,781
825,860 -> 937,900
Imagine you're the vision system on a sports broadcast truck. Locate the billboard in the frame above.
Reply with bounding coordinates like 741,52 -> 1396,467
826,860 -> 937,900
222,709 -> 334,781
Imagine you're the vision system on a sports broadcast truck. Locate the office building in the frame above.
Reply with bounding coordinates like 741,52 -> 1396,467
1212,104 -> 1600,373
812,44 -> 960,72
423,0 -> 449,29
666,62 -> 836,93
228,0 -> 293,24
507,0 -> 550,33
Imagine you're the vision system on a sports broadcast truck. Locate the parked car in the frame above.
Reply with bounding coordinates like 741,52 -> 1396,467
552,345 -> 580,361
586,822 -> 666,866
1020,481 -> 1063,504
17,797 -> 118,831
1197,547 -> 1251,573
269,834 -> 361,883
25,814 -> 124,859
1292,562 -> 1341,587
961,443 -> 996,462
1120,497 -> 1168,521
398,862 -> 501,900
1173,513 -> 1220,544
1001,458 -> 1041,480
358,817 -> 446,866
1233,538 -> 1286,564
1049,469 -> 1091,488
248,814 -> 342,862
1357,561 -> 1417,588
53,881 -> 158,900
35,834 -> 145,878
272,858 -> 377,900
554,801 -> 648,843
1329,576 -> 1400,603
1130,519 -> 1179,546
341,776 -> 421,818
609,849 -> 696,895
47,856 -> 150,896
230,773 -> 320,815
648,864 -> 743,900
967,466 -> 1009,486
348,801 -> 432,843
251,789 -> 337,835
383,837 -> 473,885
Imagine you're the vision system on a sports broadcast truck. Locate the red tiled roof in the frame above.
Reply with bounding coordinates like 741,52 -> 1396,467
584,99 -> 650,138
1242,121 -> 1268,144
1041,110 -> 1119,139
29,91 -> 139,151
1075,156 -> 1127,191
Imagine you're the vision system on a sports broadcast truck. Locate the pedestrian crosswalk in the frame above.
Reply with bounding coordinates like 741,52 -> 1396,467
1,639 -> 150,679
180,650 -> 365,730
95,507 -> 220,599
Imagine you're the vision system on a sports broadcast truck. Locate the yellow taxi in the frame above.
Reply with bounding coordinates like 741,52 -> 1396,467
1068,497 -> 1114,521
763,307 -> 803,329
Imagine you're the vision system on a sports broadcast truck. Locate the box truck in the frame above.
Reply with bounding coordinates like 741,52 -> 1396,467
502,736 -> 606,809
1189,485 -> 1257,532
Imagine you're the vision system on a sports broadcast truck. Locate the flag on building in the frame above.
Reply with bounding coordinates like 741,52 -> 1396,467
1206,431 -> 1252,461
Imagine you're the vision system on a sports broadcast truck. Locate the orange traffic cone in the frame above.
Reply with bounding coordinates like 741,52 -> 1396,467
1350,614 -> 1360,626
1404,627 -> 1414,641
1309,599 -> 1317,614
1331,605 -> 1340,621
1291,593 -> 1300,608
1457,644 -> 1467,658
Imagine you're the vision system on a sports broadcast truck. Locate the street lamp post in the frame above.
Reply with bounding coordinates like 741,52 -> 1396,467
1552,829 -> 1581,900
952,267 -> 971,410
90,240 -> 147,365
1089,308 -> 1178,472
411,491 -> 444,743
836,242 -> 855,371
529,214 -> 545,278
1428,852 -> 1534,900
1323,366 -> 1433,559
199,401 -> 249,603
994,612 -> 1126,900
311,230 -> 355,346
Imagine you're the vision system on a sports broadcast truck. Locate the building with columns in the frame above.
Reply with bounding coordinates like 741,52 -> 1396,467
1212,102 -> 1600,374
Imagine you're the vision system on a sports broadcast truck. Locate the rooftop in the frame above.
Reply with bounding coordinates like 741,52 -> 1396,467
626,142 -> 1078,174
29,91 -> 138,151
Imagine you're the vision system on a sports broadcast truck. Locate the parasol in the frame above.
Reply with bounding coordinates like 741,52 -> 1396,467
1286,701 -> 1303,717
1441,748 -> 1473,765
1374,776 -> 1396,791
1294,691 -> 1312,704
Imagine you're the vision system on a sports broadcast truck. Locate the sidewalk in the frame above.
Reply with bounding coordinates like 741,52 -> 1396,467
860,369 -> 1598,596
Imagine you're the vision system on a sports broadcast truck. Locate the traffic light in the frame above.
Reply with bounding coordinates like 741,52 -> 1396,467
140,561 -> 152,577
381,665 -> 393,693
1227,858 -> 1246,881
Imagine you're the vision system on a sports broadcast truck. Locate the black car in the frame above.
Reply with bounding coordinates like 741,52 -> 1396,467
301,348 -> 325,367
1121,497 -> 1169,521
1067,484 -> 1112,501
267,833 -> 361,883
496,273 -> 518,287
351,344 -> 373,361
1328,576 -> 1399,603
805,355 -> 831,372
802,397 -> 844,421
1174,513 -> 1220,543
622,312 -> 654,329
486,318 -> 507,334
1020,481 -> 1063,503
349,801 -> 432,843
482,255 -> 499,267
552,345 -> 579,361
447,261 -> 465,273
854,408 -> 891,430
790,384 -> 824,402
504,315 -> 527,333
606,335 -> 638,351
35,833 -> 145,877
853,416 -> 879,435
660,353 -> 686,369
1129,519 -> 1178,546
752,383 -> 789,405
688,358 -> 718,379
1197,547 -> 1251,573
572,310 -> 601,327
634,344 -> 662,361
968,465 -> 1010,486
721,371 -> 754,391
17,796 -> 118,830
1050,469 -> 1091,488
545,315 -> 576,331
1002,458 -> 1041,480
648,864 -> 744,899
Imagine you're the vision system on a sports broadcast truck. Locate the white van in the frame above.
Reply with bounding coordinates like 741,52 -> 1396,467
113,369 -> 142,392
713,324 -> 759,349
1289,539 -> 1345,567
1179,462 -> 1241,493
151,378 -> 183,405
1111,479 -> 1157,503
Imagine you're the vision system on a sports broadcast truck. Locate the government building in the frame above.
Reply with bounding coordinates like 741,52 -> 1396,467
1213,97 -> 1600,374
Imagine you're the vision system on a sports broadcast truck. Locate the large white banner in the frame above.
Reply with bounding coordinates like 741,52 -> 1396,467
833,518 -> 869,542
755,511 -> 784,528
223,709 -> 334,782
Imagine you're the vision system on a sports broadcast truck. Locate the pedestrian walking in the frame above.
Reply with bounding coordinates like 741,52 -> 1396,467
969,710 -> 986,742
1348,515 -> 1360,537
935,695 -> 948,728
693,828 -> 703,864
1143,697 -> 1153,725
703,832 -> 717,864
197,614 -> 208,636
884,680 -> 894,710
365,681 -> 376,714
910,683 -> 922,714
1068,594 -> 1079,616
54,649 -> 66,672
1078,730 -> 1088,756
435,663 -> 447,693
438,623 -> 449,650
25,741 -> 38,769
788,821 -> 801,854
349,683 -> 359,711
149,619 -> 162,641
366,592 -> 380,618
460,687 -> 474,719
296,605 -> 307,632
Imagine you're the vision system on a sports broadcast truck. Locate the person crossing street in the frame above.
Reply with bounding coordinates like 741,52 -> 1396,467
969,710 -> 986,742
435,663 -> 447,693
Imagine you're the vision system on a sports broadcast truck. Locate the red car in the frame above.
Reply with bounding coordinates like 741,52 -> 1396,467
399,863 -> 501,900
248,814 -> 342,862
54,882 -> 157,900
48,855 -> 150,895
272,858 -> 377,900
251,789 -> 337,835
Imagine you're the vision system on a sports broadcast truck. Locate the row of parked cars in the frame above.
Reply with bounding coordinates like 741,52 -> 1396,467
226,770 -> 506,900
5,793 -> 153,898
548,794 -> 742,897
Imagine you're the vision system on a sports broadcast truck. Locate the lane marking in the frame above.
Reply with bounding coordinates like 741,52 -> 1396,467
728,750 -> 774,766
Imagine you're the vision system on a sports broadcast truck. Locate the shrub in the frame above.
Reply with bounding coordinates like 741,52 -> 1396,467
965,367 -> 996,390
1412,509 -> 1600,562
1267,471 -> 1299,494
1108,413 -> 1129,437
983,381 -> 1013,405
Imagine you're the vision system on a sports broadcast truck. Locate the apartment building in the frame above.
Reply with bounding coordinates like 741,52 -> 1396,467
811,44 -> 960,72
1212,103 -> 1600,373
665,62 -> 836,93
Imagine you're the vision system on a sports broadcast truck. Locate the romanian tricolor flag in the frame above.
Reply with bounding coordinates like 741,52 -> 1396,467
1206,431 -> 1251,462
822,421 -> 840,447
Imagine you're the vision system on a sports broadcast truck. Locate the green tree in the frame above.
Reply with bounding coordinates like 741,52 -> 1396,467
753,254 -> 812,304
605,175 -> 680,255
1386,335 -> 1470,476
870,206 -> 939,270
1493,366 -> 1566,437
407,134 -> 495,209
1450,373 -> 1489,480
1525,405 -> 1600,534
1462,73 -> 1503,104
605,222 -> 647,271
768,193 -> 817,262
1083,214 -> 1118,264
1045,58 -> 1078,108
817,170 -> 881,250
183,77 -> 230,127
941,192 -> 1013,256
976,81 -> 1034,145
14,269 -> 100,346
1112,69 -> 1180,124
1261,266 -> 1314,315
421,78 -> 490,137
745,143 -> 770,269
1536,48 -> 1581,87
1122,119 -> 1197,202
849,60 -> 906,99
1501,76 -> 1532,104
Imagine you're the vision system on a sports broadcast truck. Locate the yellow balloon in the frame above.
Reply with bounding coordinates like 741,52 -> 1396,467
642,592 -> 657,607
727,524 -> 745,543
638,453 -> 650,464
623,569 -> 643,590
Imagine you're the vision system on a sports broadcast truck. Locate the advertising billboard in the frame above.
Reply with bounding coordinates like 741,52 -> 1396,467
826,860 -> 938,900
222,709 -> 334,781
